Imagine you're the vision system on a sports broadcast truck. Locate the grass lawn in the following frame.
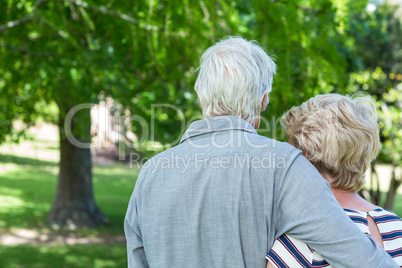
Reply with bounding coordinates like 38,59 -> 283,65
0,153 -> 139,232
393,194 -> 402,216
0,144 -> 139,267
0,245 -> 127,268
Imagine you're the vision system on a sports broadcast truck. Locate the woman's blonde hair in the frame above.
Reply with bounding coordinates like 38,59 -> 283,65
281,94 -> 380,192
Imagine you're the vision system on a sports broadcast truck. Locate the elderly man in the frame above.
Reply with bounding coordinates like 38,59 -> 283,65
124,37 -> 397,267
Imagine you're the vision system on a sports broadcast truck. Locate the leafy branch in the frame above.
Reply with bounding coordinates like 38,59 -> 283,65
271,0 -> 323,14
58,0 -> 138,25
2,44 -> 57,57
0,0 -> 47,33
0,0 -> 138,34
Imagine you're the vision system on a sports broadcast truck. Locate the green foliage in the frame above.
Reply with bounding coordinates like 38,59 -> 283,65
378,82 -> 402,164
345,3 -> 402,73
1,0 -> 400,205
0,0 -> 372,145
345,3 -> 402,165
348,68 -> 402,165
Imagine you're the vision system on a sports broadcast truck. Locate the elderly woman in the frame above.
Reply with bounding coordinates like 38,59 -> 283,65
266,94 -> 402,267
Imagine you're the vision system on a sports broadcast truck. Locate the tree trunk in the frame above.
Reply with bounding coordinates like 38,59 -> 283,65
384,163 -> 402,210
49,107 -> 108,228
366,163 -> 381,205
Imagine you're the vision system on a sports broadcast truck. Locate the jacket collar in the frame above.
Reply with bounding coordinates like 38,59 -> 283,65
180,116 -> 257,144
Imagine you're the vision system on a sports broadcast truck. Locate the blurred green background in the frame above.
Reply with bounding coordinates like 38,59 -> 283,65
0,0 -> 401,267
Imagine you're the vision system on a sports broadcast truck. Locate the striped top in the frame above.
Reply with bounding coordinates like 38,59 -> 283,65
267,208 -> 402,267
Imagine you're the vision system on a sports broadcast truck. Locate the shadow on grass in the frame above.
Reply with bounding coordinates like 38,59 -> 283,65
0,153 -> 57,167
43,145 -> 59,151
0,168 -> 57,229
91,165 -> 139,233
0,244 -> 127,268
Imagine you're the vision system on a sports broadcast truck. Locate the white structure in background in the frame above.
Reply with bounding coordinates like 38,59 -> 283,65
90,97 -> 137,149
389,0 -> 402,18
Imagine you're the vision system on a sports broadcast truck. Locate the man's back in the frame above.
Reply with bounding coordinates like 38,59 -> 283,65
125,116 -> 397,267
127,117 -> 282,267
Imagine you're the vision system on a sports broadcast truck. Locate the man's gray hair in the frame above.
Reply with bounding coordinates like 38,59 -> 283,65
195,36 -> 277,125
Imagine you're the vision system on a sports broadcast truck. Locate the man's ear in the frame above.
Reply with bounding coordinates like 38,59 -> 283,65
197,96 -> 202,109
261,94 -> 268,112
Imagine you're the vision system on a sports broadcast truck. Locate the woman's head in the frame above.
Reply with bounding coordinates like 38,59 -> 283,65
281,94 -> 380,192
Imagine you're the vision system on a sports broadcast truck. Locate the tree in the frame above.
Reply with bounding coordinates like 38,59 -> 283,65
0,0 -> 239,228
0,0 -> 369,227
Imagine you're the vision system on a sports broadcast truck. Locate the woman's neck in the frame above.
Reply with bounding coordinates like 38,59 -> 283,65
324,174 -> 378,212
324,175 -> 384,248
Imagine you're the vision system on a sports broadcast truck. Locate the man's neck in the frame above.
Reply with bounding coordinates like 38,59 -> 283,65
252,117 -> 260,130
208,114 -> 261,130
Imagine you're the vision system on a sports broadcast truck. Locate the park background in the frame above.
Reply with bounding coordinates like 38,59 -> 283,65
0,0 -> 401,267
